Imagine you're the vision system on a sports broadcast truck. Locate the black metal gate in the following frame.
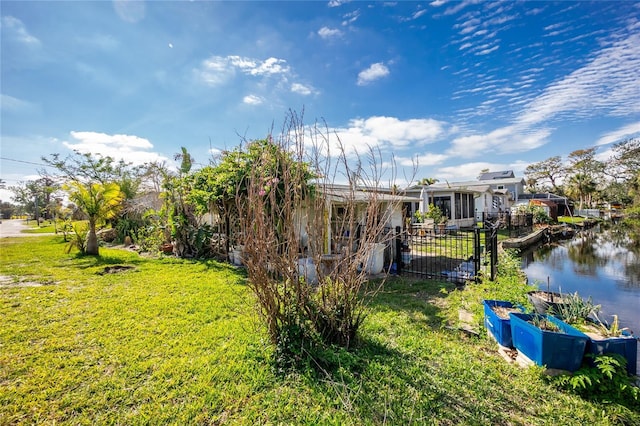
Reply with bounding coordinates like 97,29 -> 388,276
394,224 -> 498,283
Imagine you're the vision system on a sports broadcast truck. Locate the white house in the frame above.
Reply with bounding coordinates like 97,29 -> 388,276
406,184 -> 491,228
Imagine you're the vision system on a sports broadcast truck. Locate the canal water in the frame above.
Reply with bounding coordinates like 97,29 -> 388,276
521,224 -> 640,374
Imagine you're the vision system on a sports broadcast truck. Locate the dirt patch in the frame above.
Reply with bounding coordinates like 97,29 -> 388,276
0,275 -> 57,288
528,291 -> 569,303
97,265 -> 135,275
491,305 -> 521,319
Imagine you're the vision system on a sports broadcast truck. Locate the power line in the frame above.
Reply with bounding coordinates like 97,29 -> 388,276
0,157 -> 50,167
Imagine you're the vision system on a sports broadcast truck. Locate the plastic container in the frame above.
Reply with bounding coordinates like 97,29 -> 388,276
527,291 -> 568,315
483,300 -> 519,348
510,312 -> 588,372
586,335 -> 638,376
297,257 -> 318,285
364,243 -> 385,274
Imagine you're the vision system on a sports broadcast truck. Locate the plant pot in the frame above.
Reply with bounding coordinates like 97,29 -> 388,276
586,334 -> 638,376
483,300 -> 521,348
510,312 -> 588,372
364,243 -> 385,274
527,291 -> 570,315
297,257 -> 318,285
231,249 -> 243,266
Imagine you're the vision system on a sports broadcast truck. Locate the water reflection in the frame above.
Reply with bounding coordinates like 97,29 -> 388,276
521,224 -> 640,334
523,225 -> 640,288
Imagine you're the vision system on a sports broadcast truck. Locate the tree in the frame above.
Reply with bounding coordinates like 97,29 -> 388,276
524,156 -> 565,194
418,177 -> 439,186
566,148 -> 604,209
233,111 -> 412,369
0,201 -> 16,220
65,181 -> 124,255
566,173 -> 597,211
9,180 -> 51,221
607,138 -> 640,206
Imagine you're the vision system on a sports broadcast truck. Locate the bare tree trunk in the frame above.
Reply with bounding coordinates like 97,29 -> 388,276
86,218 -> 99,255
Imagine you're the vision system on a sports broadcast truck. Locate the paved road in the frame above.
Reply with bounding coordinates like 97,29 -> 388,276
0,219 -> 53,238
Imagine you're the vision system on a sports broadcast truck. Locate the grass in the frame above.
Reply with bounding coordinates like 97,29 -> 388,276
21,221 -> 57,233
1,236 -> 638,425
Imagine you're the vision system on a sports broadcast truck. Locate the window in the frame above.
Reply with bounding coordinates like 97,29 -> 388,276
433,196 -> 451,220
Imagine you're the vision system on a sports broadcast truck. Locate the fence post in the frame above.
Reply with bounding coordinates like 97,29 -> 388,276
395,226 -> 403,275
473,227 -> 481,283
490,227 -> 498,281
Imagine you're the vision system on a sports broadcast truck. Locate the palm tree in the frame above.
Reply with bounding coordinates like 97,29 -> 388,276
418,177 -> 439,186
566,173 -> 596,211
66,181 -> 124,255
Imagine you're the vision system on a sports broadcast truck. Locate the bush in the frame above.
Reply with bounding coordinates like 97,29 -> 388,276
553,354 -> 640,409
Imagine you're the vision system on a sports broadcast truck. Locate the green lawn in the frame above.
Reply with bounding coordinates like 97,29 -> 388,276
1,236 -> 637,425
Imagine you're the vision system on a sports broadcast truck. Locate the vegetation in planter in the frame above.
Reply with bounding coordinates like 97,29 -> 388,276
490,304 -> 521,320
590,314 -> 632,338
552,354 -> 640,410
550,292 -> 600,325
528,314 -> 561,332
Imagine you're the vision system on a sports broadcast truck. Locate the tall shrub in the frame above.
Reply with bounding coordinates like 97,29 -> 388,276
236,112 -> 410,368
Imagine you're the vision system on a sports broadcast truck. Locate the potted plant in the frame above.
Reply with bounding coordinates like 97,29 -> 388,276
552,293 -> 638,376
510,312 -> 588,372
483,300 -> 522,348
527,277 -> 570,315
582,314 -> 637,376
425,203 -> 447,235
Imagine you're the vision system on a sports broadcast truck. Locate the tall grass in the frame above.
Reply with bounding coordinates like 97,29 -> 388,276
1,236 -> 638,424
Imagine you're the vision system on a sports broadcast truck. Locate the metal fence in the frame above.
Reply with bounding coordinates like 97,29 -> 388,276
480,212 -> 533,237
392,225 -> 498,283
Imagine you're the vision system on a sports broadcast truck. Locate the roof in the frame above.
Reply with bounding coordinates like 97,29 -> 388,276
322,185 -> 420,203
408,183 -> 493,194
479,170 -> 515,180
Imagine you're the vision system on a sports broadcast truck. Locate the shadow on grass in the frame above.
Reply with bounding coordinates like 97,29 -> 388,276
67,252 -> 146,270
366,276 -> 456,328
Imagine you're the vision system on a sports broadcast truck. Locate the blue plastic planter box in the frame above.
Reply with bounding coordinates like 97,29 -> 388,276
587,335 -> 638,376
510,313 -> 588,372
483,300 -> 519,348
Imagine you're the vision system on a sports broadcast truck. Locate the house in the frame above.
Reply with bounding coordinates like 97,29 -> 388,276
516,193 -> 573,217
296,184 -> 420,256
406,183 -> 492,229
403,171 -> 530,227
477,170 -> 526,210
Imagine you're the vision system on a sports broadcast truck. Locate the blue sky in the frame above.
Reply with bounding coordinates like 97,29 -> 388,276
2,1 -> 640,201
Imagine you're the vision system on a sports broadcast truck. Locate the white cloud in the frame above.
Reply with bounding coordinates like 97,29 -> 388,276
405,153 -> 449,167
516,29 -> 640,126
357,62 -> 390,86
435,161 -> 525,182
196,56 -> 236,86
430,0 -> 447,7
63,131 -> 168,165
0,94 -> 38,113
1,16 -> 41,46
328,0 -> 349,7
342,10 -> 360,26
291,83 -> 316,96
448,125 -> 551,158
243,94 -> 263,105
595,122 -> 640,146
327,116 -> 448,157
444,0 -> 480,16
196,55 -> 291,86
318,26 -> 343,39
113,0 -> 146,23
